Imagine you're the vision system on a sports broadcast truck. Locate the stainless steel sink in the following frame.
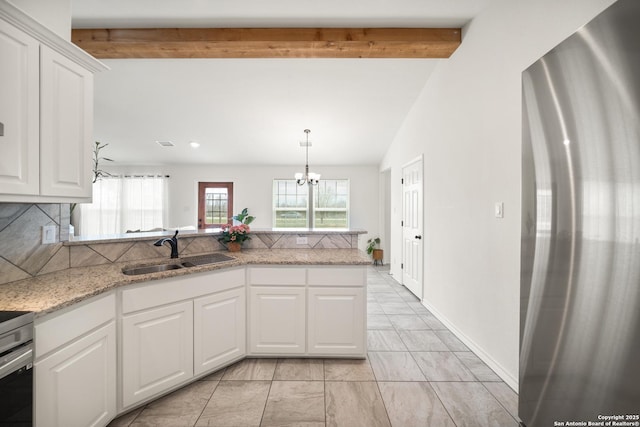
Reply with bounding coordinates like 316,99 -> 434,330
122,263 -> 184,276
180,253 -> 236,267
122,253 -> 236,275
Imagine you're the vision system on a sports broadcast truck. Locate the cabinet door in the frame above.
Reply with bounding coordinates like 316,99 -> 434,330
308,287 -> 365,356
249,287 -> 306,354
0,20 -> 39,195
35,322 -> 116,427
39,44 -> 93,199
194,287 -> 246,376
122,301 -> 193,408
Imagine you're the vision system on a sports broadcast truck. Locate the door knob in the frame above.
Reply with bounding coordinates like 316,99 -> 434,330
415,235 -> 422,239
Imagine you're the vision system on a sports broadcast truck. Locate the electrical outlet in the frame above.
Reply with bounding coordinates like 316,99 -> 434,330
296,236 -> 308,245
42,225 -> 57,244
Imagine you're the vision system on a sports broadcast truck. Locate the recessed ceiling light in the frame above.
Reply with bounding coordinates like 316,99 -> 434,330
156,141 -> 174,147
189,141 -> 200,148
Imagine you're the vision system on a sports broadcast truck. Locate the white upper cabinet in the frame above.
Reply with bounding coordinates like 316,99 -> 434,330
0,2 -> 106,202
40,45 -> 93,198
0,19 -> 39,195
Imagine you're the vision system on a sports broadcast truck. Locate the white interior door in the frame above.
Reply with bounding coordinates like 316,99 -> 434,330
402,158 -> 423,299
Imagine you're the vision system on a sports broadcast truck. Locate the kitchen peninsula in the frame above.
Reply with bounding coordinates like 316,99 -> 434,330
1,229 -> 369,426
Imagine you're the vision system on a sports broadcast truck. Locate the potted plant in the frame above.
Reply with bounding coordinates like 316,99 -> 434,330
366,237 -> 383,265
218,208 -> 255,252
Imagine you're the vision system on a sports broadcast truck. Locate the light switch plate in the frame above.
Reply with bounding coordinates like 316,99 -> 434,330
494,202 -> 504,218
42,225 -> 57,244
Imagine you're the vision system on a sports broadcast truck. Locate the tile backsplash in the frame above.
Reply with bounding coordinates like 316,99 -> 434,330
0,202 -> 362,287
0,203 -> 71,286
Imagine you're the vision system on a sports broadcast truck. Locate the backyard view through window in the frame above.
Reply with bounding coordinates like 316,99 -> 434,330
198,182 -> 233,228
273,179 -> 349,228
314,179 -> 349,228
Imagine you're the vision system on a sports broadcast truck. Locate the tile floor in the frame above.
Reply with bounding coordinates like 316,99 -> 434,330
108,266 -> 520,427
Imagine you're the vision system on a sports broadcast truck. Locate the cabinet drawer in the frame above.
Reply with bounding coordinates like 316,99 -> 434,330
35,293 -> 115,358
248,267 -> 306,286
122,268 -> 244,313
307,266 -> 366,287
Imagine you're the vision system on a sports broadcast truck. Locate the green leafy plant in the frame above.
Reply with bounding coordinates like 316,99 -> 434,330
366,237 -> 381,255
233,208 -> 255,226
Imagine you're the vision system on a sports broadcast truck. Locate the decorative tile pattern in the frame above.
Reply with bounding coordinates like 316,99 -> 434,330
89,242 -> 135,262
69,246 -> 110,268
37,246 -> 70,276
315,234 -> 352,249
0,204 -> 66,283
182,236 -> 226,254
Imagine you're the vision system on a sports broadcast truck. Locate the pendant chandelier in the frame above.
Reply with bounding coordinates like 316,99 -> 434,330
295,129 -> 321,186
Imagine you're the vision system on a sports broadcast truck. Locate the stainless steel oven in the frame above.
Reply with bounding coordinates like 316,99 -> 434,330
0,312 -> 34,427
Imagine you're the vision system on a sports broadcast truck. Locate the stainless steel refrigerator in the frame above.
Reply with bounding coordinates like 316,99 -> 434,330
520,0 -> 640,425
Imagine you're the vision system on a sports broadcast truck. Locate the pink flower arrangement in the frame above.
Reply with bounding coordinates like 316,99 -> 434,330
217,208 -> 255,245
218,223 -> 251,244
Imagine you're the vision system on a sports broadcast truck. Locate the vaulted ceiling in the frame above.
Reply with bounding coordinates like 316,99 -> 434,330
72,0 -> 496,166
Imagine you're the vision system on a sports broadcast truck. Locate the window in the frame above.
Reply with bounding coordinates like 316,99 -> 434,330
198,182 -> 233,228
77,175 -> 168,236
273,179 -> 349,228
313,179 -> 349,228
273,180 -> 308,227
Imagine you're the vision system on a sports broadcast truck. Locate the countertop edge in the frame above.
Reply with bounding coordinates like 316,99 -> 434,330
1,249 -> 371,317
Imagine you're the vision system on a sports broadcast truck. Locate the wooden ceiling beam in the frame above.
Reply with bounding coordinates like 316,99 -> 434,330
71,27 -> 461,59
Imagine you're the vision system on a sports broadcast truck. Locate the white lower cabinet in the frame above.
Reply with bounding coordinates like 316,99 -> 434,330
34,294 -> 116,427
121,301 -> 193,408
120,268 -> 245,409
249,286 -> 306,354
308,287 -> 365,355
247,265 -> 367,357
194,287 -> 245,375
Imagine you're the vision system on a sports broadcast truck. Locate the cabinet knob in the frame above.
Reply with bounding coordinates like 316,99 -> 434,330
0,122 -> 4,136
415,235 -> 422,240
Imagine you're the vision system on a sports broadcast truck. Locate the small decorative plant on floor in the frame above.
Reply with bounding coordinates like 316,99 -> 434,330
366,237 -> 384,265
218,208 -> 255,251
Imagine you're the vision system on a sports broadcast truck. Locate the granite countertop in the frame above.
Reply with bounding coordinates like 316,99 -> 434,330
0,249 -> 370,316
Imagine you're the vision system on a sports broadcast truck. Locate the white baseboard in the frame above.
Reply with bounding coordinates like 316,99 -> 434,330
420,299 -> 519,393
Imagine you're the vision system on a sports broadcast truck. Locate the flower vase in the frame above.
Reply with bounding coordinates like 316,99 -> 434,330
227,241 -> 242,252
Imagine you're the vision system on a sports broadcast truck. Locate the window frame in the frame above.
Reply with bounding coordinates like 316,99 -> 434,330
198,182 -> 234,229
272,179 -> 350,228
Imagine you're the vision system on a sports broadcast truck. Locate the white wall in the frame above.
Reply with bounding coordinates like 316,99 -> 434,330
380,0 -> 617,390
8,0 -> 71,40
106,164 -> 380,249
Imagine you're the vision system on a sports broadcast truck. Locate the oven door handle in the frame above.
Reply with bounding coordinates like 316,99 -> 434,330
0,343 -> 33,381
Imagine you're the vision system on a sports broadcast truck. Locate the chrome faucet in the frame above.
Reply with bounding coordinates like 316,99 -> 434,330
154,230 -> 179,258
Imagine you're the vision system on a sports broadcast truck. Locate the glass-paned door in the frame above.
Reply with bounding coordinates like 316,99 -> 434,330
198,182 -> 233,229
